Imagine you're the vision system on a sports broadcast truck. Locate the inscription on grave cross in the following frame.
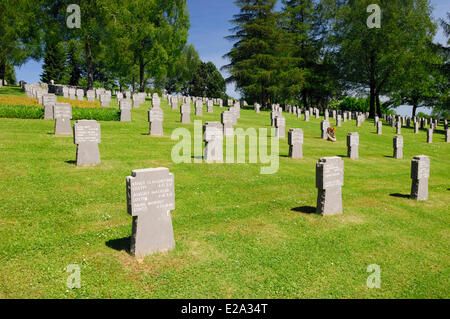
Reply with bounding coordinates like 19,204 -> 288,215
43,94 -> 58,120
73,120 -> 101,166
288,128 -> 303,159
126,167 -> 175,258
148,107 -> 164,136
54,103 -> 72,135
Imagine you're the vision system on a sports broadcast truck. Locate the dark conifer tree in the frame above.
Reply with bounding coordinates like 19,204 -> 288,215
41,41 -> 66,84
67,41 -> 81,86
223,0 -> 280,108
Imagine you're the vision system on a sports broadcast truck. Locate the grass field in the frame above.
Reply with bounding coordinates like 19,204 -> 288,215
0,86 -> 448,299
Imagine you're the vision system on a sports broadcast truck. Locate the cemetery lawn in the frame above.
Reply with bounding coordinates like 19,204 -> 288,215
0,86 -> 449,299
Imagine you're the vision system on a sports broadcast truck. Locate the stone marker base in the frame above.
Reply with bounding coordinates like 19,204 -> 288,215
44,105 -> 54,120
411,179 -> 428,201
131,213 -> 175,258
149,123 -> 163,136
289,145 -> 302,159
316,186 -> 343,216
181,114 -> 190,124
120,111 -> 131,122
55,119 -> 72,135
348,147 -> 358,159
394,149 -> 403,159
76,142 -> 101,166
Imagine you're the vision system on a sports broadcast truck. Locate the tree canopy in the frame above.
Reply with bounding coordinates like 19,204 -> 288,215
1,0 -> 448,116
223,0 -> 446,117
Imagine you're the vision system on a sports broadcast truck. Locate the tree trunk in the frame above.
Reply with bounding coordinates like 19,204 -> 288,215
302,89 -> 308,109
376,94 -> 381,117
85,41 -> 94,90
139,57 -> 145,92
261,83 -> 266,109
0,58 -> 6,86
412,105 -> 418,118
369,85 -> 376,119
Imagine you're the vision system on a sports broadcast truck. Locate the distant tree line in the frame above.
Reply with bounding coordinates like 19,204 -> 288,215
0,0 -> 228,99
223,0 -> 449,118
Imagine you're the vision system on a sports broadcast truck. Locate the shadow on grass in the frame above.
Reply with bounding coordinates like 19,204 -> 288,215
291,206 -> 316,214
65,160 -> 76,165
384,155 -> 394,158
390,193 -> 410,199
106,236 -> 131,254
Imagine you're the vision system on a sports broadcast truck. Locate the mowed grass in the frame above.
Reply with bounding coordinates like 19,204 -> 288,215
0,86 -> 448,299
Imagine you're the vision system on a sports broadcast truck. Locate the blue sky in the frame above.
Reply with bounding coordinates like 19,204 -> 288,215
16,0 -> 449,115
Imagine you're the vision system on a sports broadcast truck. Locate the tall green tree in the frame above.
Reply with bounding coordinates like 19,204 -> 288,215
294,0 -> 344,109
223,0 -> 280,108
188,61 -> 227,98
0,0 -> 42,85
41,41 -> 66,84
3,61 -> 17,85
66,41 -> 81,86
107,0 -> 190,92
387,41 -> 445,117
42,0 -> 110,89
327,0 -> 437,118
431,13 -> 450,118
279,0 -> 315,106
164,44 -> 201,94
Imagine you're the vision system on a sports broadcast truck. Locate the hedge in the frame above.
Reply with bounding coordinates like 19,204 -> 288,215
0,104 -> 120,121
71,107 -> 120,121
0,105 -> 44,119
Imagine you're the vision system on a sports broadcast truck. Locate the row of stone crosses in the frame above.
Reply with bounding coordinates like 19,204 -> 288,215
124,153 -> 430,258
268,103 -> 449,143
20,82 -> 436,258
22,81 -> 446,168
24,82 -> 449,150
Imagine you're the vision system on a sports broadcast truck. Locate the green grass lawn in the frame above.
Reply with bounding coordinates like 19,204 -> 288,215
0,86 -> 448,298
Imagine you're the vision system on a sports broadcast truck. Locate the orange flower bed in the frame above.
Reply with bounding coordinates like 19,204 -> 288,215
57,97 -> 102,109
0,96 -> 41,107
0,95 -> 105,109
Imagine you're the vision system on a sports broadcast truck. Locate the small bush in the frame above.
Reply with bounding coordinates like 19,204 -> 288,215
417,112 -> 431,119
338,97 -> 370,112
72,107 -> 120,121
0,104 -> 119,121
